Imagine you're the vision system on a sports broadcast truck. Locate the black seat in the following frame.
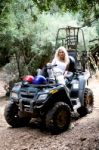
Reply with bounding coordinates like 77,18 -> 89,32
68,56 -> 76,72
67,50 -> 77,72
67,49 -> 77,61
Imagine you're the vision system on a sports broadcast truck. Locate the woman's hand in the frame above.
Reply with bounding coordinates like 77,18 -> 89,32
64,71 -> 68,78
47,63 -> 52,67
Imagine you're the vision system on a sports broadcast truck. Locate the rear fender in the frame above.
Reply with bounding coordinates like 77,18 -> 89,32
78,75 -> 86,105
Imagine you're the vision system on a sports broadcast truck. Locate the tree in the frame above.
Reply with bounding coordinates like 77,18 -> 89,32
0,0 -> 98,79
33,0 -> 99,25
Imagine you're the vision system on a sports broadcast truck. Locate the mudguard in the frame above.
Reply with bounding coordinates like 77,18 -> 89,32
78,75 -> 86,105
40,85 -> 73,113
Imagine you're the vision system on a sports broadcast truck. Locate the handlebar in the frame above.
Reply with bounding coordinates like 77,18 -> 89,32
46,64 -> 57,69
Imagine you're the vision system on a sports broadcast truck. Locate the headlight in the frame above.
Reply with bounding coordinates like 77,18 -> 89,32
13,83 -> 21,91
37,94 -> 48,100
73,83 -> 79,89
11,92 -> 19,99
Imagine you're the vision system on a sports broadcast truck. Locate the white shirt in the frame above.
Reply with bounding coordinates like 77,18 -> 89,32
47,59 -> 68,83
52,59 -> 67,74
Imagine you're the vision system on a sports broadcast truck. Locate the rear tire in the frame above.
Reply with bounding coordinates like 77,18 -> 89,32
78,88 -> 94,117
45,102 -> 71,134
4,102 -> 31,127
84,88 -> 94,113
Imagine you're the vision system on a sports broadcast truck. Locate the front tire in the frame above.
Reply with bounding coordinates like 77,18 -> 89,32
45,102 -> 71,134
4,102 -> 31,127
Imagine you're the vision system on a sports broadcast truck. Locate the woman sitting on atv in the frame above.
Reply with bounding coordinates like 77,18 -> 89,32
46,46 -> 70,80
51,46 -> 70,76
38,46 -> 72,84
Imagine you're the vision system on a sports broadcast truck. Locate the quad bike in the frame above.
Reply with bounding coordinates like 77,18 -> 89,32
4,26 -> 94,134
4,71 -> 72,133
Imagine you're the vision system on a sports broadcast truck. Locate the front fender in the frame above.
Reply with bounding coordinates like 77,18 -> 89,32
41,87 -> 73,113
78,75 -> 86,105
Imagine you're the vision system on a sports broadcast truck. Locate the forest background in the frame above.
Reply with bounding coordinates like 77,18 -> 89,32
0,0 -> 99,82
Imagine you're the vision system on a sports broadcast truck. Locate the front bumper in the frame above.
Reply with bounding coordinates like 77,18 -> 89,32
14,97 -> 47,115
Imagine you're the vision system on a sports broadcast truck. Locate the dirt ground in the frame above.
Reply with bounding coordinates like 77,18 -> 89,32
0,72 -> 99,150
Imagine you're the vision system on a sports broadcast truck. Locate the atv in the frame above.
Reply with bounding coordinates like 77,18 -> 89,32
4,26 -> 94,134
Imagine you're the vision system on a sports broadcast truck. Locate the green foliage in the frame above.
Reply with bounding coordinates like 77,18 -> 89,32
0,0 -> 98,79
33,0 -> 99,25
33,0 -> 79,12
96,20 -> 99,35
81,26 -> 98,50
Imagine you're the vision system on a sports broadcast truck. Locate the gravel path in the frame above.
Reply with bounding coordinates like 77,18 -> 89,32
0,72 -> 99,150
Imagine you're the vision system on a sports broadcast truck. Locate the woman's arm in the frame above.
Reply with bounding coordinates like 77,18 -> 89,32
51,59 -> 56,65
